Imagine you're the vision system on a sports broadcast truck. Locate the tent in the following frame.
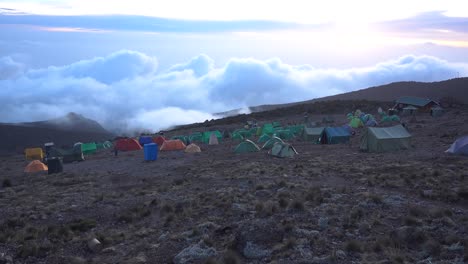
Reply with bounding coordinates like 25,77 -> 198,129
209,133 -> 219,145
287,125 -> 305,136
272,121 -> 281,128
261,123 -> 275,136
25,148 -> 43,160
431,106 -> 444,117
274,129 -> 294,140
185,143 -> 202,153
115,138 -> 142,151
258,134 -> 271,143
360,125 -> 411,152
446,136 -> 468,156
231,132 -> 244,141
171,135 -> 189,145
81,143 -> 97,155
48,145 -> 84,163
234,140 -> 260,153
189,132 -> 203,142
139,136 -> 153,146
202,131 -> 222,144
269,142 -> 298,158
262,136 -> 284,150
153,136 -> 166,146
160,139 -> 186,151
366,119 -> 378,127
349,117 -> 364,128
320,127 -> 351,144
402,105 -> 418,116
302,127 -> 325,143
233,129 -> 252,138
24,160 -> 48,173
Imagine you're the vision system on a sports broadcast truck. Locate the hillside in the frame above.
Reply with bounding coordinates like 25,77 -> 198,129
0,113 -> 114,154
217,77 -> 468,116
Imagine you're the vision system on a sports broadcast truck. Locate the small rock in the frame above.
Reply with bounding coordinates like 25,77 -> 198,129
255,189 -> 271,198
447,242 -> 464,252
383,194 -> 405,206
442,216 -> 456,227
422,190 -> 433,198
87,238 -> 102,252
158,232 -> 169,241
69,256 -> 87,264
134,252 -> 147,263
294,228 -> 320,238
318,217 -> 329,230
335,250 -> 346,259
173,241 -> 217,264
243,241 -> 272,259
102,247 -> 117,254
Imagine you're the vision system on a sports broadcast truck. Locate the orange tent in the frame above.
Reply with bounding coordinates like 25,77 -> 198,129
24,160 -> 48,173
152,136 -> 166,146
115,138 -> 142,151
160,139 -> 186,151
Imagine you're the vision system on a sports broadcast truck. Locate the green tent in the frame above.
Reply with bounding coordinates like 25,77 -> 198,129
262,136 -> 284,150
231,132 -> 244,141
262,123 -> 275,136
302,127 -> 325,142
189,132 -> 203,142
234,140 -> 260,153
360,125 -> 411,152
81,143 -> 97,155
269,142 -> 298,158
202,131 -> 222,144
288,125 -> 305,136
258,134 -> 271,143
235,129 -> 252,138
103,141 -> 113,149
349,117 -> 364,128
272,121 -> 281,127
274,129 -> 294,140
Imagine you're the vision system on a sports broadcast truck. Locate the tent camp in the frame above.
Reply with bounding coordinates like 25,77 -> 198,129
234,140 -> 260,153
302,127 -> 325,143
24,160 -> 48,173
231,132 -> 244,141
360,125 -> 411,152
139,136 -> 153,146
160,140 -> 186,151
446,136 -> 468,156
153,136 -> 166,146
189,133 -> 203,142
261,123 -> 275,136
25,148 -> 43,160
115,138 -> 142,151
269,142 -> 298,158
185,143 -> 202,153
262,136 -> 284,149
81,143 -> 97,155
320,127 -> 351,144
209,133 -> 219,145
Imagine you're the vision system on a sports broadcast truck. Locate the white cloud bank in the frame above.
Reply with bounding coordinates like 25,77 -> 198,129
1,50 -> 467,133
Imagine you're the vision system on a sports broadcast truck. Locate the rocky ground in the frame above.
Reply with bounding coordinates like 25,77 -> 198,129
0,105 -> 467,264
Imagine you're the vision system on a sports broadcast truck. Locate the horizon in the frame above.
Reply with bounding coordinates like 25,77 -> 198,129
1,0 -> 468,132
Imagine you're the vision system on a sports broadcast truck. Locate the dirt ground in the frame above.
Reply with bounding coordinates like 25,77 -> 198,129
0,107 -> 467,264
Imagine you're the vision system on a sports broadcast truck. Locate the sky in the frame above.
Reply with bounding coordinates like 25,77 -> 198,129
1,0 -> 468,133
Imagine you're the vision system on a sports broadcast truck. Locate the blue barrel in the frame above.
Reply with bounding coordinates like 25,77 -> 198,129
144,143 -> 158,161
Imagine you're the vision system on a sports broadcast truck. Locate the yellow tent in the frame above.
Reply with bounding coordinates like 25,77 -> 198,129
185,143 -> 201,153
25,148 -> 44,160
24,160 -> 48,173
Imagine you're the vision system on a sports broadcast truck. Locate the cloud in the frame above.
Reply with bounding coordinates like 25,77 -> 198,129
0,56 -> 24,79
1,50 -> 467,133
0,14 -> 311,33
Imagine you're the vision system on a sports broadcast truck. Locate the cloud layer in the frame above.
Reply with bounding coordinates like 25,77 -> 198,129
1,50 -> 467,133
